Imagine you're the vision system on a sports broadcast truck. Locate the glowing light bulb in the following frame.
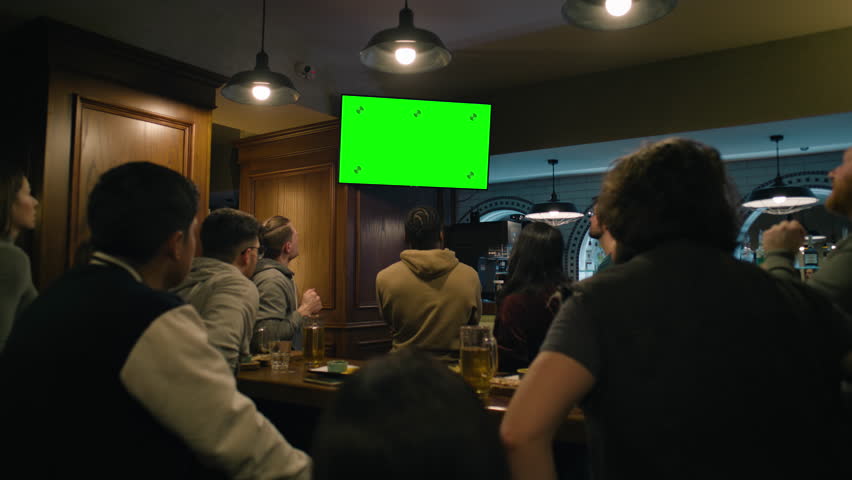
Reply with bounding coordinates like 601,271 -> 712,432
395,47 -> 417,65
605,0 -> 632,17
252,84 -> 271,101
772,195 -> 787,204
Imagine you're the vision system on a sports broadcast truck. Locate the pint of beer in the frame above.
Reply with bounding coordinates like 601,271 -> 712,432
460,326 -> 498,401
304,319 -> 325,368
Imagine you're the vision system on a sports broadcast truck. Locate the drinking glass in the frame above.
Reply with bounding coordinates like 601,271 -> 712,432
460,325 -> 498,402
256,327 -> 271,357
269,340 -> 292,373
303,317 -> 325,369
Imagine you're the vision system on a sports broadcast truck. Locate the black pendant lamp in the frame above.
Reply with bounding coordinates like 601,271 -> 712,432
221,0 -> 300,106
525,159 -> 584,226
562,0 -> 677,30
360,0 -> 452,74
741,135 -> 819,215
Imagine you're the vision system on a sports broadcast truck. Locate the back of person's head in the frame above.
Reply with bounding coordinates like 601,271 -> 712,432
404,206 -> 443,250
500,221 -> 564,300
0,162 -> 26,239
87,162 -> 198,264
312,349 -> 509,480
259,215 -> 293,259
200,208 -> 260,263
597,138 -> 740,260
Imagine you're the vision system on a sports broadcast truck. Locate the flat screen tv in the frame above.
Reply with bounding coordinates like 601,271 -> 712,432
338,94 -> 491,190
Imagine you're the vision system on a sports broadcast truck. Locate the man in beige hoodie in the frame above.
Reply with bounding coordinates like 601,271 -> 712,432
376,206 -> 482,359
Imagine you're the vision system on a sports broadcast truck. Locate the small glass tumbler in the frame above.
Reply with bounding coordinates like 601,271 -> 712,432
269,340 -> 292,373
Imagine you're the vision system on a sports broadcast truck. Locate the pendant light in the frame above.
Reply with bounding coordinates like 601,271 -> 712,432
221,0 -> 300,106
741,135 -> 819,215
360,0 -> 452,74
562,0 -> 678,31
525,159 -> 584,226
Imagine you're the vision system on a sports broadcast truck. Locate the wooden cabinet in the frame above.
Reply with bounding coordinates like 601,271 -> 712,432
3,18 -> 224,288
237,121 -> 447,359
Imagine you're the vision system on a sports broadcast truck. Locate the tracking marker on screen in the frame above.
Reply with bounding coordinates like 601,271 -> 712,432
470,113 -> 477,121
356,106 -> 364,114
466,171 -> 475,180
413,109 -> 422,118
354,166 -> 362,174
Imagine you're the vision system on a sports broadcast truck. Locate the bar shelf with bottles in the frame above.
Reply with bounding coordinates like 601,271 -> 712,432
737,229 -> 839,280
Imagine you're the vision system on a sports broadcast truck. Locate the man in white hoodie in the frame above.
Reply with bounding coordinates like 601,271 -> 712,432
376,206 -> 482,359
172,207 -> 261,371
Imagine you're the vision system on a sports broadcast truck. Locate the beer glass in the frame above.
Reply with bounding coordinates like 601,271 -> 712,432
460,325 -> 498,402
303,317 -> 325,369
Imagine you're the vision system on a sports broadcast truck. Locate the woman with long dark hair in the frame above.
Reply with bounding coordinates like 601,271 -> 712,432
0,163 -> 39,352
493,221 -> 566,372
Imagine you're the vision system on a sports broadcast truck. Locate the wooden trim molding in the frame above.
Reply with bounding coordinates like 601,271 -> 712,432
234,120 -> 340,149
354,189 -> 379,310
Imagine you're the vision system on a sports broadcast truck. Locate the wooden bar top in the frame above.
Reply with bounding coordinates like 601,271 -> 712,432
237,356 -> 586,444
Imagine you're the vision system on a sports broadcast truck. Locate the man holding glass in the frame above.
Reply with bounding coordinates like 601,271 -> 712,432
761,146 -> 852,316
171,207 -> 262,372
502,139 -> 852,480
252,215 -> 322,353
1,162 -> 311,479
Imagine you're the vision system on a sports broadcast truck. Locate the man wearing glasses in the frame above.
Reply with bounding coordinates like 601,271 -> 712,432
172,207 -> 263,372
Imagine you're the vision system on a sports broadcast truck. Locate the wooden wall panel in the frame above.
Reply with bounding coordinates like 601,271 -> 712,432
237,120 -> 446,359
249,166 -> 336,309
37,69 -> 211,288
4,19 -> 220,289
69,96 -> 193,264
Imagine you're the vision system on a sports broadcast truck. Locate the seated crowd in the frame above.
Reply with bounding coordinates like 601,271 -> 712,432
0,139 -> 850,479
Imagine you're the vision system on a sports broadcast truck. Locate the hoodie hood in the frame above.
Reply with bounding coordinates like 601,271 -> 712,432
253,257 -> 294,279
174,256 -> 245,293
399,248 -> 460,280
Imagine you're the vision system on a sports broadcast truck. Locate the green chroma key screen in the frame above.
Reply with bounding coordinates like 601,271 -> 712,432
338,95 -> 491,190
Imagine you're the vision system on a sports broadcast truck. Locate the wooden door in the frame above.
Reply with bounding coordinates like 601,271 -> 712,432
248,165 -> 337,310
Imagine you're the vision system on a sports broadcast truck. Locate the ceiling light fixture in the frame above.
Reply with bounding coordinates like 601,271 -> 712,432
741,135 -> 819,215
525,159 -> 584,226
360,0 -> 452,74
562,0 -> 677,30
221,0 -> 300,106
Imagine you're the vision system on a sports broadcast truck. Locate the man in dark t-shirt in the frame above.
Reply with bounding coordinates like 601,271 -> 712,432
501,138 -> 852,480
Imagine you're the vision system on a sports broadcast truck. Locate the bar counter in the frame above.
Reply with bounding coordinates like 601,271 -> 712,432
237,356 -> 586,445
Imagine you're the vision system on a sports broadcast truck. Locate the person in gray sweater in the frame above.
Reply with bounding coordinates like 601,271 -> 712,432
0,164 -> 38,353
172,208 -> 262,371
761,146 -> 852,316
252,216 -> 322,352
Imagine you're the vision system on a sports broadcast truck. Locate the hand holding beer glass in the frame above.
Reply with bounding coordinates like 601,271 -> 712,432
460,325 -> 498,402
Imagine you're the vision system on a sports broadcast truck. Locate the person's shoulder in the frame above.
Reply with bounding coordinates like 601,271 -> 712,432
377,260 -> 406,279
451,260 -> 478,277
0,241 -> 31,268
131,283 -> 187,316
213,267 -> 259,299
253,267 -> 283,284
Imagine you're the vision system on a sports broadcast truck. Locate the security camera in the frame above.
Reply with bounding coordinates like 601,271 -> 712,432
295,63 -> 316,80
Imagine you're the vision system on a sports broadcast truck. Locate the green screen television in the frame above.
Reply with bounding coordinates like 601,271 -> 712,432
338,94 -> 491,190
